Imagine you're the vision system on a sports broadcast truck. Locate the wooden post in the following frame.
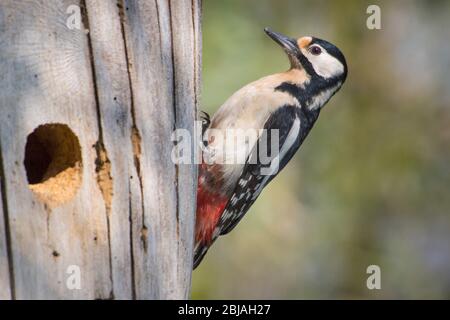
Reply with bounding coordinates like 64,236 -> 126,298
0,0 -> 201,299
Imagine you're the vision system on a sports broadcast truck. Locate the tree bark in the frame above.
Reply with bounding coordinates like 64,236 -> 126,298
0,0 -> 200,299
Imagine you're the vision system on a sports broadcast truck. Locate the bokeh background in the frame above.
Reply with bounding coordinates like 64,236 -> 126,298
192,0 -> 450,299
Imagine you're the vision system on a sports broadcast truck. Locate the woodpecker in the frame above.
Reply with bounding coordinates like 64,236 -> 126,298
194,28 -> 347,269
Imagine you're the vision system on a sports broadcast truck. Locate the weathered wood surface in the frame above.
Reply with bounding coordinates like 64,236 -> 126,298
0,173 -> 12,300
0,0 -> 200,299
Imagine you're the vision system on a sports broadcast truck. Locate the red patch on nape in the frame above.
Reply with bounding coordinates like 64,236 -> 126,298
195,178 -> 228,245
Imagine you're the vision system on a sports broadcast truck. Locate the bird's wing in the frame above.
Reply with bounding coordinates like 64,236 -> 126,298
217,105 -> 319,236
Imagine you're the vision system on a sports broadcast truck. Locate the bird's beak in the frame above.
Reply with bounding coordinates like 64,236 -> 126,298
264,27 -> 300,57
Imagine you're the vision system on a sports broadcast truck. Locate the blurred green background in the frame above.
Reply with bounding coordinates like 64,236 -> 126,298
192,0 -> 450,299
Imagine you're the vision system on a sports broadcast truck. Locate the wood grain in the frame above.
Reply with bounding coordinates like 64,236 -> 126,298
0,0 -> 200,299
84,0 -> 136,300
169,0 -> 201,298
0,162 -> 12,300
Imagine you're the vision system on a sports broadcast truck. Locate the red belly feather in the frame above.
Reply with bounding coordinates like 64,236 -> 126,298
195,177 -> 228,244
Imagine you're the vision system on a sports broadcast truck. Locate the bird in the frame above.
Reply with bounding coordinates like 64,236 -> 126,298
194,28 -> 347,269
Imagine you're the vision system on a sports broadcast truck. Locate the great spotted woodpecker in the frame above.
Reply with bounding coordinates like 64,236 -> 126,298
194,28 -> 347,268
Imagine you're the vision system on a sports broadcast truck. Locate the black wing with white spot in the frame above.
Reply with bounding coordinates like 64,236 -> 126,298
218,105 -> 320,236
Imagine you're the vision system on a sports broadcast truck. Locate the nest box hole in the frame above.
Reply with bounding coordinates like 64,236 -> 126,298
24,123 -> 82,208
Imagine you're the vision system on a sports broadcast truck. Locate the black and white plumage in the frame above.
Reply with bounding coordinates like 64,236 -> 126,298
194,28 -> 347,268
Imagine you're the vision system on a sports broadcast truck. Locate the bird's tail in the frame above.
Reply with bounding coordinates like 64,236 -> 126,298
193,241 -> 210,269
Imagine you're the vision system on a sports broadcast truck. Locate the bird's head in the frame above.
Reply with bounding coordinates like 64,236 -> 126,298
264,27 -> 347,85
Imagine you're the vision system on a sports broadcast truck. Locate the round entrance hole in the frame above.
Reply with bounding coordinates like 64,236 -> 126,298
24,123 -> 82,208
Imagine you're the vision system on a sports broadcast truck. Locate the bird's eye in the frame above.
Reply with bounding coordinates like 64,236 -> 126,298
309,46 -> 322,55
